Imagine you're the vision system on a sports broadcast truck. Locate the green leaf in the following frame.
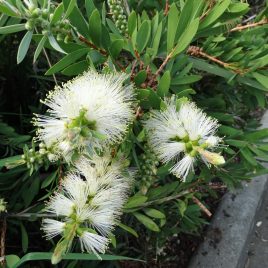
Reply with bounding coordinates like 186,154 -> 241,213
199,0 -> 231,29
218,125 -> 243,137
133,212 -> 160,232
48,34 -> 66,54
118,223 -> 138,238
88,9 -> 102,46
0,155 -> 24,168
175,0 -> 205,40
109,39 -> 124,59
62,60 -> 88,76
151,22 -> 162,57
6,255 -> 20,268
134,70 -> 147,87
68,6 -> 90,38
85,0 -> 95,18
252,72 -> 268,91
136,20 -> 151,53
244,129 -> 268,142
143,208 -> 165,219
45,48 -> 89,75
167,3 -> 179,52
17,31 -> 33,64
22,177 -> 40,207
12,252 -> 143,267
128,11 -> 137,36
64,0 -> 77,19
0,23 -> 26,34
51,3 -> 64,25
190,58 -> 268,91
0,2 -> 19,17
225,139 -> 247,148
240,147 -> 258,166
41,170 -> 58,189
177,199 -> 187,216
171,75 -> 201,85
33,35 -> 47,63
171,18 -> 199,57
175,88 -> 196,98
137,88 -> 150,101
228,2 -> 249,13
20,223 -> 28,253
157,71 -> 171,97
124,195 -> 148,209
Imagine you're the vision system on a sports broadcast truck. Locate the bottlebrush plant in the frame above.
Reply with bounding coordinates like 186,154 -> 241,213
0,0 -> 268,267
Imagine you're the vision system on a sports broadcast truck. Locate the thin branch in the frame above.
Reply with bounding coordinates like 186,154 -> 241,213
164,0 -> 169,16
192,196 -> 212,217
187,46 -> 230,68
42,48 -> 58,86
147,49 -> 174,87
0,219 -> 6,266
230,18 -> 268,32
139,190 -> 191,208
78,35 -> 108,56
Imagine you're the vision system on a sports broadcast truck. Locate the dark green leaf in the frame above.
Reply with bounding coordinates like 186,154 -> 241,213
136,20 -> 151,53
118,223 -> 138,238
88,9 -> 102,46
171,18 -> 199,57
199,0 -> 231,29
45,48 -> 89,75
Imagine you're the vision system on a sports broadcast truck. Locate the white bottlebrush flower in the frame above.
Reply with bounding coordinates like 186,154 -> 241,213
34,71 -> 135,162
42,153 -> 131,262
144,98 -> 225,181
79,231 -> 109,258
42,219 -> 65,239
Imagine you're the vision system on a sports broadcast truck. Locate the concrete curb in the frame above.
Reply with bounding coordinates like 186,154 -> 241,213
188,111 -> 268,268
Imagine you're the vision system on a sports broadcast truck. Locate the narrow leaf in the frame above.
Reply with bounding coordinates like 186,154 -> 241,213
0,23 -> 25,34
171,18 -> 199,57
17,31 -> 33,64
33,35 -> 47,63
45,48 -> 89,75
48,34 -> 66,54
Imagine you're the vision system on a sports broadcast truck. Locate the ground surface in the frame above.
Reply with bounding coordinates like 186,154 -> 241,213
245,182 -> 268,268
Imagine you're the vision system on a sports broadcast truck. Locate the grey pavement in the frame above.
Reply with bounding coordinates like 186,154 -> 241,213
245,182 -> 268,268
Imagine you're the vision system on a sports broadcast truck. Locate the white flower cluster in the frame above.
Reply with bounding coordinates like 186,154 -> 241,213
42,153 -> 132,264
37,70 -> 225,264
34,71 -> 135,162
144,99 -> 225,181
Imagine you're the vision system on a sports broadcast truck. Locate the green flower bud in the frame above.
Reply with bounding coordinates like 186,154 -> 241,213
64,35 -> 70,43
30,157 -> 35,163
25,20 -> 34,31
32,8 -> 41,17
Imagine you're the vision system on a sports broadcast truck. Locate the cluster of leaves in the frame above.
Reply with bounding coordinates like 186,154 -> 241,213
1,0 -> 268,266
